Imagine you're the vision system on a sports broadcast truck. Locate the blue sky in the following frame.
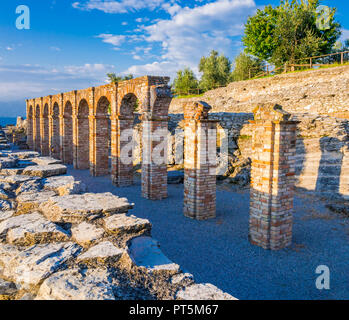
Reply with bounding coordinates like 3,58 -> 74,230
0,0 -> 348,117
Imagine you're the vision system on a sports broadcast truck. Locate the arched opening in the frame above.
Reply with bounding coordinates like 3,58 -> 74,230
114,93 -> 138,186
92,96 -> 111,176
63,102 -> 73,164
42,104 -> 49,155
34,105 -> 41,152
76,99 -> 90,170
51,103 -> 60,159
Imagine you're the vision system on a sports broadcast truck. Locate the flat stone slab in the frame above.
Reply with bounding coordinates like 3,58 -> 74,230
0,212 -> 69,245
0,175 -> 39,185
0,211 -> 14,222
103,214 -> 151,236
176,283 -> 237,300
71,222 -> 105,247
0,188 -> 9,200
77,241 -> 124,265
128,236 -> 180,274
0,157 -> 17,169
40,192 -> 134,223
22,164 -> 67,178
31,157 -> 63,166
1,242 -> 81,289
17,191 -> 56,215
0,199 -> 13,211
0,168 -> 24,176
0,279 -> 17,297
10,151 -> 40,159
42,175 -> 87,196
35,268 -> 115,300
15,179 -> 42,196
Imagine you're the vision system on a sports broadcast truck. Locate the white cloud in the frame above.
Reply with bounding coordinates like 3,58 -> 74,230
50,46 -> 61,51
96,33 -> 126,47
123,0 -> 256,80
72,0 -> 168,13
6,47 -> 14,51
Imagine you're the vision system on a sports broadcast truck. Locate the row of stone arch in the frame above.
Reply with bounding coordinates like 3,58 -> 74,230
26,76 -> 172,200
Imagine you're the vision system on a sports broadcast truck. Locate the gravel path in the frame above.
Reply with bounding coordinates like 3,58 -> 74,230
68,166 -> 349,300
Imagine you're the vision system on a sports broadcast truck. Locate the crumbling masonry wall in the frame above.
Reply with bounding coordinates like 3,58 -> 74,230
26,76 -> 172,200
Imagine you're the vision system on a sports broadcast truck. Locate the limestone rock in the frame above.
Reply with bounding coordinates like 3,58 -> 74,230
171,273 -> 194,286
0,168 -> 24,176
0,188 -> 9,200
0,279 -> 17,297
71,222 -> 105,247
10,151 -> 39,159
77,241 -> 124,265
128,236 -> 180,274
0,175 -> 38,185
17,191 -> 56,215
0,157 -> 17,169
176,283 -> 237,300
0,212 -> 69,245
15,179 -> 42,196
31,157 -> 62,166
103,214 -> 151,236
22,164 -> 67,178
0,199 -> 13,211
42,175 -> 87,196
0,211 -> 14,222
0,182 -> 13,192
1,242 -> 81,289
35,268 -> 115,300
40,193 -> 134,224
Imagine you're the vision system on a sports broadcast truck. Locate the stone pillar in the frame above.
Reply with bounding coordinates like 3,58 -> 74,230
59,115 -> 64,160
40,115 -> 50,156
183,101 -> 217,220
249,103 -> 298,250
112,115 -> 134,186
61,114 -> 73,164
49,115 -> 60,160
33,114 -> 41,152
141,115 -> 168,200
72,112 -> 78,168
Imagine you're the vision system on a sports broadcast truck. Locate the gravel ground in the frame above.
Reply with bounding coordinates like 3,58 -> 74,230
68,166 -> 349,300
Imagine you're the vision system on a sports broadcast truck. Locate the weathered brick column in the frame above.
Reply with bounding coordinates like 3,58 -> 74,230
249,103 -> 298,250
34,106 -> 41,152
90,115 -> 109,176
141,115 -> 168,200
112,115 -> 134,186
26,101 -> 34,150
40,105 -> 50,156
183,101 -> 217,220
49,108 -> 61,160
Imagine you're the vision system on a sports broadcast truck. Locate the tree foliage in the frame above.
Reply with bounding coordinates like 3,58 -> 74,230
173,68 -> 199,94
243,0 -> 341,66
107,73 -> 134,83
198,50 -> 232,91
231,53 -> 265,81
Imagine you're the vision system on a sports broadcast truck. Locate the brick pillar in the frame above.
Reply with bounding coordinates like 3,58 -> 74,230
141,116 -> 168,200
75,115 -> 90,169
62,114 -> 73,164
33,115 -> 41,152
26,102 -> 34,150
249,103 -> 298,250
90,115 -> 109,176
112,115 -> 134,186
59,115 -> 64,160
49,115 -> 60,159
72,113 -> 78,168
183,101 -> 217,220
40,116 -> 49,156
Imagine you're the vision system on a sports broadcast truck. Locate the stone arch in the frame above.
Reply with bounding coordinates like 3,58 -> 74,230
91,96 -> 111,176
51,102 -> 60,159
41,103 -> 50,156
62,101 -> 73,164
76,99 -> 90,169
34,104 -> 41,152
27,104 -> 34,149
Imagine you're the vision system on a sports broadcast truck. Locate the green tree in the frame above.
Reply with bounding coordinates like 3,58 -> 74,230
231,52 -> 265,81
173,68 -> 199,95
243,0 -> 341,66
107,73 -> 134,83
198,50 -> 232,92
